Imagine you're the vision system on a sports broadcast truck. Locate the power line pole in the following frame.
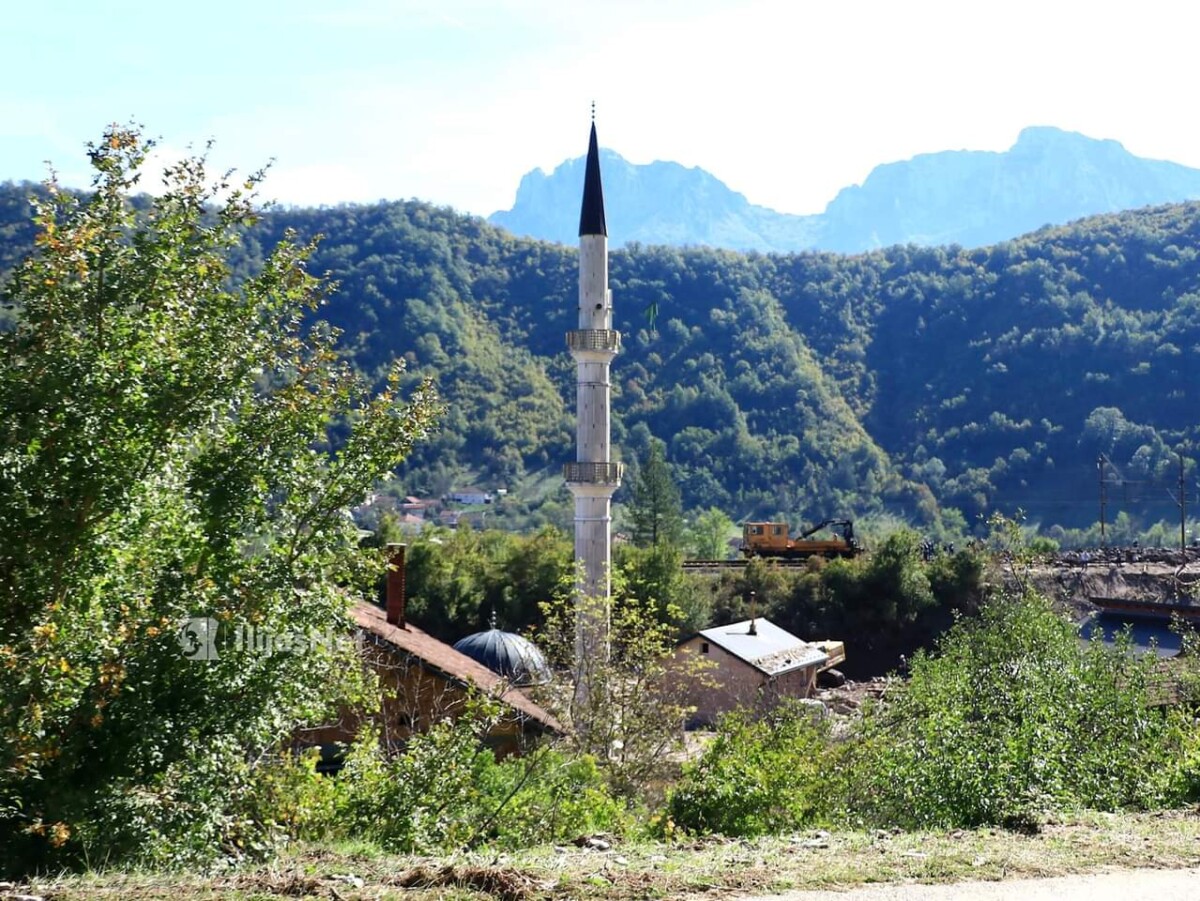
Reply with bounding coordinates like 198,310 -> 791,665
1166,453 -> 1191,554
1097,455 -> 1108,547
1180,453 -> 1187,554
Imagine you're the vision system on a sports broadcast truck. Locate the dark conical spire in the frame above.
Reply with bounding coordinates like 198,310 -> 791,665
578,122 -> 607,237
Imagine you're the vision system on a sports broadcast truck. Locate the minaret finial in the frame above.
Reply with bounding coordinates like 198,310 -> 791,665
591,100 -> 595,123
490,608 -> 498,630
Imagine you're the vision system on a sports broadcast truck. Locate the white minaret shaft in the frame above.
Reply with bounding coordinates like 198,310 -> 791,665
565,122 -> 622,712
577,235 -> 611,462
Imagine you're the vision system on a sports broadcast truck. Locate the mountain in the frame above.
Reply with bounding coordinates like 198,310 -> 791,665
238,197 -> 1200,539
490,128 -> 1200,253
489,149 -> 821,252
4,182 -> 1199,539
819,127 -> 1200,251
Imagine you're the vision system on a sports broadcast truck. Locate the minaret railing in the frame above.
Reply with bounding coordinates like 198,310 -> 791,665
567,329 -> 621,353
563,461 -> 624,486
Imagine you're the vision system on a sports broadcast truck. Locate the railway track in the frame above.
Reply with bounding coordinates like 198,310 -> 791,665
681,558 -> 818,571
685,547 -> 1200,574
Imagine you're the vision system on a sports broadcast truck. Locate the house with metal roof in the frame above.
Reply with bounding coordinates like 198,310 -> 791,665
670,617 -> 844,726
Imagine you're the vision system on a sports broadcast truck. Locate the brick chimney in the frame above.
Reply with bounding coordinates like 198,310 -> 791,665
386,543 -> 407,628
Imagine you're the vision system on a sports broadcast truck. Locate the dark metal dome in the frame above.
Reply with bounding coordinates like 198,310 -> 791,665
453,626 -> 552,686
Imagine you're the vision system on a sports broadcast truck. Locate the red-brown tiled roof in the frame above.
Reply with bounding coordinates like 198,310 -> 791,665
351,601 -> 563,734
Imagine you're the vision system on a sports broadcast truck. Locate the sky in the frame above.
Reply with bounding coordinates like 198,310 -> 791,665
4,0 -> 1200,218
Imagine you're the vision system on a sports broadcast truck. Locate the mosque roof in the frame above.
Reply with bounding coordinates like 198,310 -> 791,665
453,623 -> 553,686
352,602 -> 560,732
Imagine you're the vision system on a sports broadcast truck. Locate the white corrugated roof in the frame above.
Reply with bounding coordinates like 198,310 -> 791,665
698,618 -> 827,676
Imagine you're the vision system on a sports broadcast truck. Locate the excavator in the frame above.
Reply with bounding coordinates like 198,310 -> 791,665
741,518 -> 862,560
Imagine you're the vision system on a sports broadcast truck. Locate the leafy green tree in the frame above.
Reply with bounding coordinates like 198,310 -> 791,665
628,442 -> 683,548
615,543 -> 709,635
536,585 -> 703,800
686,506 -> 736,559
401,524 -> 572,640
0,126 -> 441,872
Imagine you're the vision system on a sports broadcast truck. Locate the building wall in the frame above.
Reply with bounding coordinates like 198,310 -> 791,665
668,636 -> 817,727
300,643 -> 535,758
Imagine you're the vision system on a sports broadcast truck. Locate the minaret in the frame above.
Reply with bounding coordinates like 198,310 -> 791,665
564,119 -> 622,707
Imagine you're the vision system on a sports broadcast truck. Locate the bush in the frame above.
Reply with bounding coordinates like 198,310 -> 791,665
244,702 -> 630,854
472,750 -> 631,848
337,716 -> 497,853
851,590 -> 1194,828
664,703 -> 838,836
537,588 -> 705,801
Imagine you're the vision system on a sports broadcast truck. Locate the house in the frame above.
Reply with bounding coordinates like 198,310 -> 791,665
349,492 -> 396,526
398,496 -> 429,518
446,489 -> 492,505
669,617 -> 844,726
301,546 -> 561,758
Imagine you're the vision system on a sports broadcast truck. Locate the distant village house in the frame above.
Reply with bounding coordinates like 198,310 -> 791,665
446,489 -> 493,505
398,495 -> 430,518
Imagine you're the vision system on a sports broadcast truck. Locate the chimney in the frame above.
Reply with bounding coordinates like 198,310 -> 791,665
386,543 -> 407,628
748,590 -> 758,636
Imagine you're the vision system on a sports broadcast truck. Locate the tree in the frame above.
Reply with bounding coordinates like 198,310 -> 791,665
537,584 -> 708,800
616,543 -> 709,635
686,506 -> 736,560
628,442 -> 683,548
0,126 -> 441,872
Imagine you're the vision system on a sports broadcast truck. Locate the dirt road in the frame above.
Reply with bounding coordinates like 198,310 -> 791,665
747,867 -> 1200,901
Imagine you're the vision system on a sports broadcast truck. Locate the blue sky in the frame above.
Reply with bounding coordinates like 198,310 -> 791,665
4,0 -> 1199,217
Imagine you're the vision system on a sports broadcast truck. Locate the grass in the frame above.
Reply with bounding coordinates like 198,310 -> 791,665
17,808 -> 1200,900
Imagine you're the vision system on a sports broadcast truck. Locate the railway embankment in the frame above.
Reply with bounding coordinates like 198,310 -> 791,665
1000,550 -> 1200,619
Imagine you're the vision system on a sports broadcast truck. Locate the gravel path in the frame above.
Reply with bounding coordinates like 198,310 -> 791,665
746,867 -> 1200,901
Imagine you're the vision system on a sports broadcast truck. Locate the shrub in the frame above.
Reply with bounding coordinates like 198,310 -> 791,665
664,703 -> 837,836
472,750 -> 631,848
851,590 -> 1192,828
336,713 -> 499,854
243,701 -> 630,854
536,587 -> 707,802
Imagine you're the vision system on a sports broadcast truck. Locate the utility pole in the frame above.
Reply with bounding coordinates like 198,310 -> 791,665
1166,452 -> 1190,554
1179,453 -> 1187,554
1097,455 -> 1108,547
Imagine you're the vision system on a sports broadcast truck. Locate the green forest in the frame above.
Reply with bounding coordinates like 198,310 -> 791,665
2,180 -> 1198,541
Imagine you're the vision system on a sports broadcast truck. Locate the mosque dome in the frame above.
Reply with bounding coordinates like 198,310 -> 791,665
453,618 -> 553,686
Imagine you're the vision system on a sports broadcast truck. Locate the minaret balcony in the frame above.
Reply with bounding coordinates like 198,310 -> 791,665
563,461 -> 624,486
566,329 -> 621,354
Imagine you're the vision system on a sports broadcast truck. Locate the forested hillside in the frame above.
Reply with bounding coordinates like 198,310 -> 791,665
3,181 -> 1197,536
